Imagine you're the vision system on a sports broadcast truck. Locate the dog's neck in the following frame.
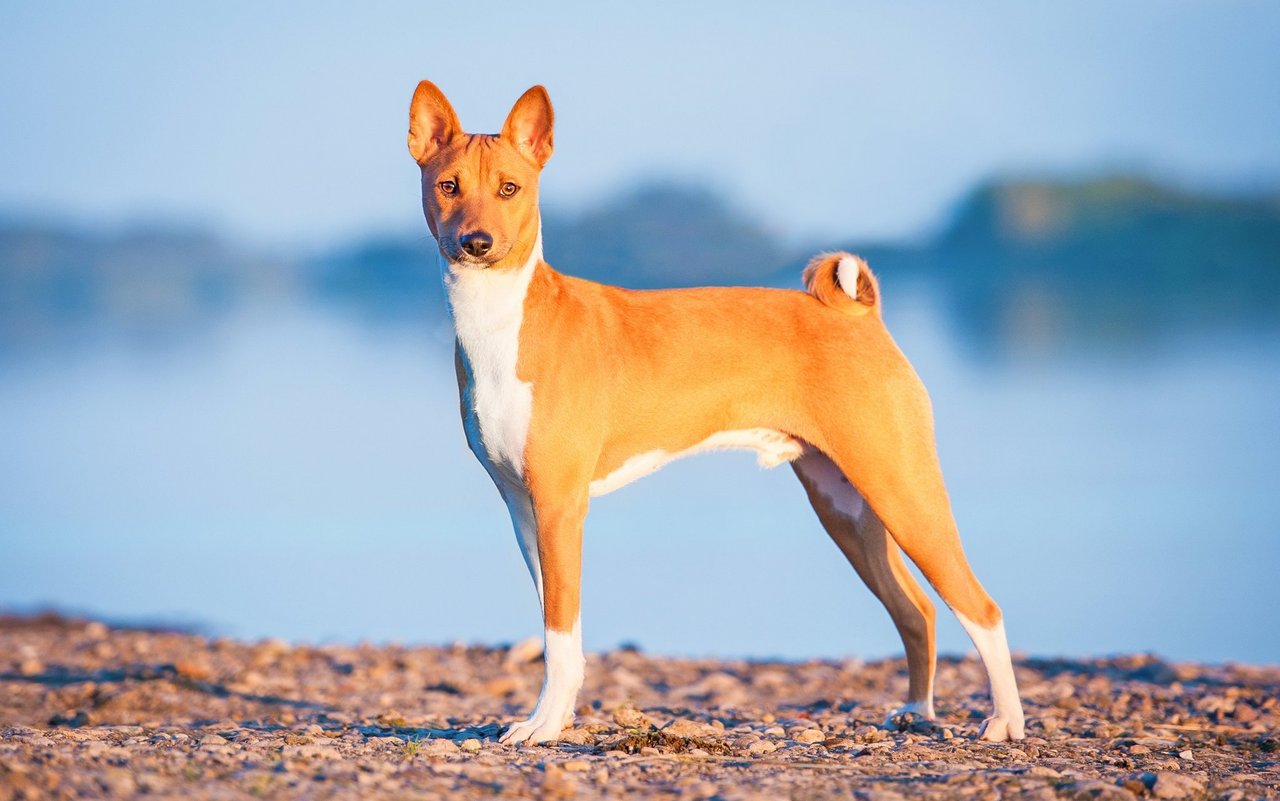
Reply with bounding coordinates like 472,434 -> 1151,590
441,227 -> 543,347
440,228 -> 542,478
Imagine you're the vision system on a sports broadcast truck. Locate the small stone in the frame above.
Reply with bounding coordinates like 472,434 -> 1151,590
792,729 -> 825,744
541,765 -> 578,800
281,744 -> 330,759
747,739 -> 777,755
175,660 -> 212,681
459,738 -> 481,753
199,734 -> 229,746
663,719 -> 718,739
558,727 -> 595,745
762,725 -> 786,737
421,738 -> 459,756
1150,771 -> 1205,799
613,704 -> 652,729
481,676 -> 522,696
504,636 -> 544,668
1177,749 -> 1193,760
18,658 -> 44,676
561,760 -> 590,772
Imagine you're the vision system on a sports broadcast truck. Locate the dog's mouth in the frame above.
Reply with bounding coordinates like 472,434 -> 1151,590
440,242 -> 510,269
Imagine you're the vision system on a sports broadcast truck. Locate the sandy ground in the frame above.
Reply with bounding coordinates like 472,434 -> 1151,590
0,614 -> 1276,800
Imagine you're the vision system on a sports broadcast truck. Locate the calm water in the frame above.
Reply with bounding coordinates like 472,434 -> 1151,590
2,292 -> 1278,664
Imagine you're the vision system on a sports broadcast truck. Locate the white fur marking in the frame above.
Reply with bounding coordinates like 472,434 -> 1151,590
956,612 -> 1025,739
836,255 -> 860,301
885,699 -> 936,723
588,428 -> 803,497
500,617 -> 585,745
500,482 -> 542,605
446,231 -> 541,484
794,449 -> 865,520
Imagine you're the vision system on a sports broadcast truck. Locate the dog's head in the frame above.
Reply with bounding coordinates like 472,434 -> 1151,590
408,81 -> 553,270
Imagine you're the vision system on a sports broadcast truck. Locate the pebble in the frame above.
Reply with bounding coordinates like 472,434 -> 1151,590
18,658 -> 44,676
792,728 -> 825,744
663,719 -> 719,739
503,636 -> 544,667
746,739 -> 778,755
1150,772 -> 1205,799
281,744 -> 331,759
612,704 -> 652,729
421,738 -> 459,756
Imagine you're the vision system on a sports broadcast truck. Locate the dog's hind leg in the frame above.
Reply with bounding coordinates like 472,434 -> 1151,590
821,403 -> 1026,741
792,449 -> 937,723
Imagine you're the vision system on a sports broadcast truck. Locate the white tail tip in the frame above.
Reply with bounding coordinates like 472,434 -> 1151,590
836,256 -> 859,301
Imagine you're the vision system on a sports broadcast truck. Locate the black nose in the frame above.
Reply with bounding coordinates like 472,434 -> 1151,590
459,231 -> 493,257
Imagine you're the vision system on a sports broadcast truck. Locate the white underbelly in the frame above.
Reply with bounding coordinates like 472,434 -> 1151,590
588,428 -> 804,497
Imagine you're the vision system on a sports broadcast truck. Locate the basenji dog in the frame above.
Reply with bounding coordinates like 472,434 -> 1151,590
407,81 -> 1026,745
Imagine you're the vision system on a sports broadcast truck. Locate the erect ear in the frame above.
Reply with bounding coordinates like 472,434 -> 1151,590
500,85 -> 554,167
408,80 -> 461,164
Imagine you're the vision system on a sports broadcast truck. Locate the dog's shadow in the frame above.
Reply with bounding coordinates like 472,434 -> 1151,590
1,662 -> 330,713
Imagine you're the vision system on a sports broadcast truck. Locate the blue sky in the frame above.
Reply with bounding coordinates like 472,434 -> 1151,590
2,1 -> 1278,249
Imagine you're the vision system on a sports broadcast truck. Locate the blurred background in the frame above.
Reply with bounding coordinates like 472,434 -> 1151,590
2,2 -> 1278,665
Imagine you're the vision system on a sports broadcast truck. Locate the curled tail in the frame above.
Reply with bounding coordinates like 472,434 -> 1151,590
802,251 -> 880,317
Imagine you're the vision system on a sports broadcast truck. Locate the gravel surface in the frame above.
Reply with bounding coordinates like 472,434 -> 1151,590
1,614 -> 1276,799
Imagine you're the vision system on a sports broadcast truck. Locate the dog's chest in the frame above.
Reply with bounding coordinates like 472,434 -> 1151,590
445,257 -> 537,483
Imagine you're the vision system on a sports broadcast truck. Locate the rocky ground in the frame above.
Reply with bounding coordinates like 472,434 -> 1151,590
0,615 -> 1276,800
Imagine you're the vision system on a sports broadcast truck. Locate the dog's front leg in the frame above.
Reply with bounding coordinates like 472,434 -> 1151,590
499,490 -> 587,746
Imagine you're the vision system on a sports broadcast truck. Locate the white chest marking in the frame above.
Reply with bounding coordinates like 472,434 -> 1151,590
445,233 -> 541,482
588,428 -> 803,497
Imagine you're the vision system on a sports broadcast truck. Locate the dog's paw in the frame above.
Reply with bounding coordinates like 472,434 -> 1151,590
881,701 -> 937,733
881,700 -> 935,729
498,710 -> 571,746
977,714 -> 1026,742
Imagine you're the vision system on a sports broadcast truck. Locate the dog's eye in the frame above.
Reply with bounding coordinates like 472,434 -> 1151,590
438,180 -> 458,196
499,182 -> 520,198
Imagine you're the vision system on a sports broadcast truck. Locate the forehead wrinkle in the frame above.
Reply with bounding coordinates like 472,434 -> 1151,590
444,134 -> 532,188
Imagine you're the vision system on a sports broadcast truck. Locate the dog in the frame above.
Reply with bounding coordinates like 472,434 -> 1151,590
407,81 -> 1026,745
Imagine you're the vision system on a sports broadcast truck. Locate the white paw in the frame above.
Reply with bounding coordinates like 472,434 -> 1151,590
977,714 -> 1026,742
498,708 -> 574,746
882,700 -> 935,728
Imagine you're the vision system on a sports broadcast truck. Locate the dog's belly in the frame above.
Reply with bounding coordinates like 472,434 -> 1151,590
588,428 -> 804,497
